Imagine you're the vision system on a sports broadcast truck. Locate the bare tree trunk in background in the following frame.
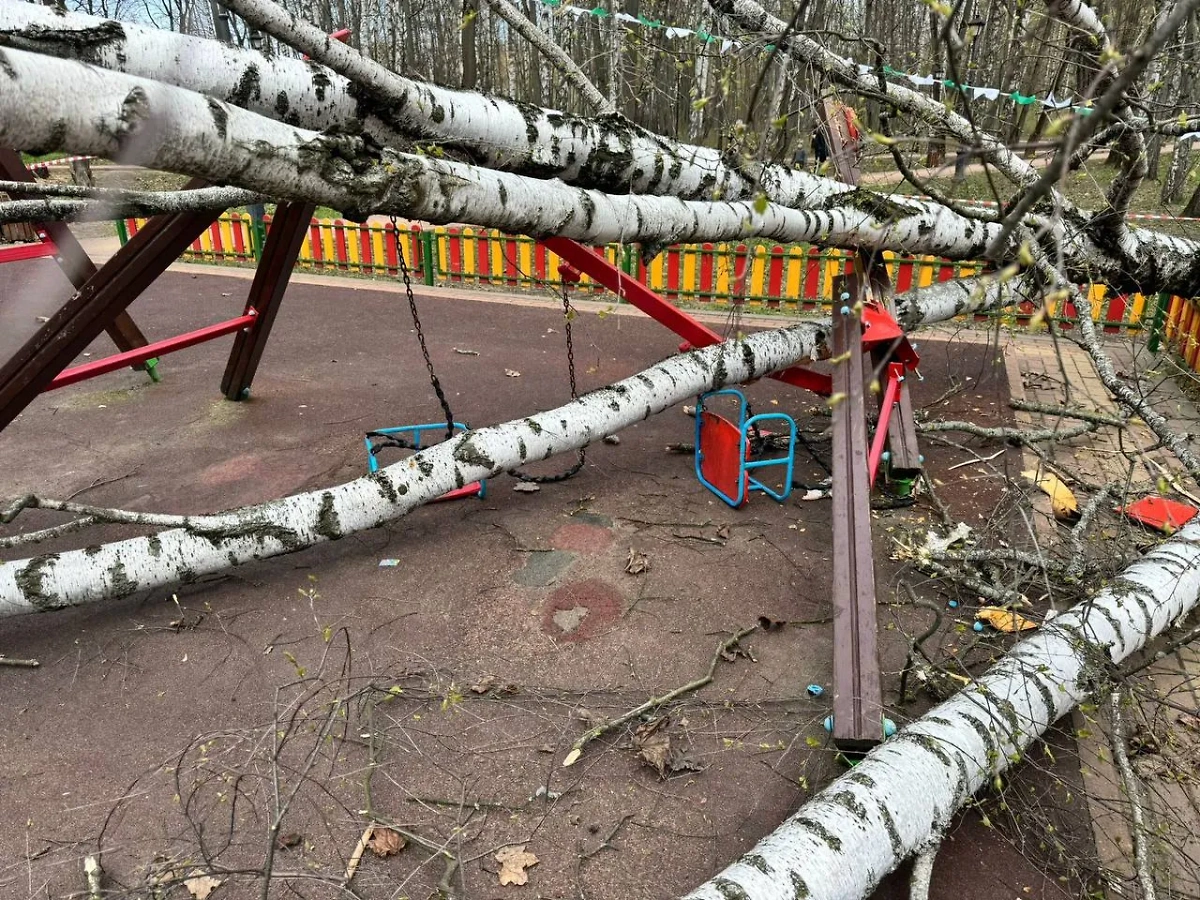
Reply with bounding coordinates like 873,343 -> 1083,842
1184,180 -> 1200,216
691,40 -> 711,142
462,0 -> 478,89
1009,16 -> 1054,144
68,158 -> 94,188
1026,56 -> 1069,156
1160,14 -> 1196,200
1163,137 -> 1195,203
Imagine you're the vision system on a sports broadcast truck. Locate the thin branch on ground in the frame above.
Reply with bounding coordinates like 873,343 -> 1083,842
1009,400 -> 1125,427
1067,485 -> 1115,581
1109,688 -> 1160,900
917,419 -> 1098,444
562,624 -> 760,765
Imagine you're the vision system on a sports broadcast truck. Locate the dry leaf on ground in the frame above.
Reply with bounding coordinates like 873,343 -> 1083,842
505,369 -> 521,377
367,826 -> 407,857
185,873 -> 223,900
471,674 -> 497,693
1023,469 -> 1079,520
975,606 -> 1039,633
625,547 -> 650,575
633,716 -> 704,778
496,845 -> 539,885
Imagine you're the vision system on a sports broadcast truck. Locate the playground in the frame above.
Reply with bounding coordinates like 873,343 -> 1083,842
0,253 -> 1102,900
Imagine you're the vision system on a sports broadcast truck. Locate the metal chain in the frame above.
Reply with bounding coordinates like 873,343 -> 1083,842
394,216 -> 456,442
511,281 -> 585,484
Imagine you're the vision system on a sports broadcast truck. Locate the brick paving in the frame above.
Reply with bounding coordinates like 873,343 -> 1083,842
993,328 -> 1200,897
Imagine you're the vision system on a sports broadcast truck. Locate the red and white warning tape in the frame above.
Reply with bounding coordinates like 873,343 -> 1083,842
30,155 -> 99,169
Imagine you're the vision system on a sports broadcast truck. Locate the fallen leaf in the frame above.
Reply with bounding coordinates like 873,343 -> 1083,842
366,826 -> 406,857
453,347 -> 480,356
513,482 -> 541,493
561,747 -> 582,767
496,845 -> 539,885
975,606 -> 1039,633
505,369 -> 521,377
603,434 -> 621,445
185,872 -> 223,900
920,522 -> 973,557
277,831 -> 303,850
717,524 -> 731,540
471,674 -> 497,694
625,547 -> 650,575
1023,469 -> 1078,520
632,716 -> 704,778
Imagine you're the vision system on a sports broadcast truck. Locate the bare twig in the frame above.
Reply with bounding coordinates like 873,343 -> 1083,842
917,419 -> 1097,444
1109,689 -> 1159,900
0,656 -> 40,668
562,624 -> 760,765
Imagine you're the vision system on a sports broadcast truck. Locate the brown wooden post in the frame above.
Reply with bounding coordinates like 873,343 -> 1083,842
221,202 -> 315,400
0,182 -> 220,432
0,147 -> 152,363
830,272 -> 884,753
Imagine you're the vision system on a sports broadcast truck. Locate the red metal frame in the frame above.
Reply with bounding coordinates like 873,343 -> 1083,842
868,362 -> 906,487
0,238 -> 57,264
543,237 -> 834,395
47,311 -> 257,391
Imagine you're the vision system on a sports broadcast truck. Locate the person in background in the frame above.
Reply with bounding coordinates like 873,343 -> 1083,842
811,129 -> 829,169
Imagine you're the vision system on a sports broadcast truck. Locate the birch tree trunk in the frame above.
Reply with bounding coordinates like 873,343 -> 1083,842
683,521 -> 1200,900
4,1 -> 1199,297
0,49 -> 1057,268
0,270 -> 1020,615
0,323 -> 829,616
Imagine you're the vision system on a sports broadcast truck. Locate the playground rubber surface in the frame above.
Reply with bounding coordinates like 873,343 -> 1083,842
0,260 -> 1089,899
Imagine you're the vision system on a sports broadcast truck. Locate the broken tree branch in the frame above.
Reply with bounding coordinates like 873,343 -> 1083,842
1108,688 -> 1159,900
562,624 -> 759,766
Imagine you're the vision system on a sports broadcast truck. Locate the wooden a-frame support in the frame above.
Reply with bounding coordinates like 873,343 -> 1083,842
0,147 -> 153,372
0,181 -> 313,432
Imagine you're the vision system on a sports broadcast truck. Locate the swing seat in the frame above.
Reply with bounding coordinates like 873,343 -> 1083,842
364,422 -> 487,502
694,389 -> 797,508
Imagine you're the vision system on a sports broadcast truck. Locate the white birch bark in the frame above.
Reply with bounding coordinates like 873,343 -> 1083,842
684,521 -> 1200,900
0,49 -> 1016,260
2,1 -> 1199,295
0,272 -> 1018,615
1,45 -> 1197,295
0,323 -> 829,615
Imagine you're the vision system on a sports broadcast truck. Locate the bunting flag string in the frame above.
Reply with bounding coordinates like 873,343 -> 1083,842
537,0 -> 1200,126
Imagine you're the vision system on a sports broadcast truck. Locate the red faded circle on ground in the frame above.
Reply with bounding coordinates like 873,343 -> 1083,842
541,579 -> 623,642
550,523 -> 614,554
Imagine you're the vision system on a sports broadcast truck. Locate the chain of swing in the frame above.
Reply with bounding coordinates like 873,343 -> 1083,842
387,217 -> 584,483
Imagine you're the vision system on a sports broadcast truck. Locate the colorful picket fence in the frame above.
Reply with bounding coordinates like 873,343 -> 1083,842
1160,296 -> 1200,370
118,213 -> 1160,333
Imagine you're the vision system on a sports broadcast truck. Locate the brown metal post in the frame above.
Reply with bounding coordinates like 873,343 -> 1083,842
0,185 -> 220,432
830,273 -> 884,753
0,147 -> 153,362
221,202 -> 315,400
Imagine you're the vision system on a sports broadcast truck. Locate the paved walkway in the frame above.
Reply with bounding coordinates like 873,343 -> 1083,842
999,330 -> 1200,896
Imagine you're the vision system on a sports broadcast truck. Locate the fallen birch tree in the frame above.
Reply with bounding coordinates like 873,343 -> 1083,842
0,267 -> 1032,616
2,1 -> 1200,295
683,521 -> 1200,900
0,322 -> 829,616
